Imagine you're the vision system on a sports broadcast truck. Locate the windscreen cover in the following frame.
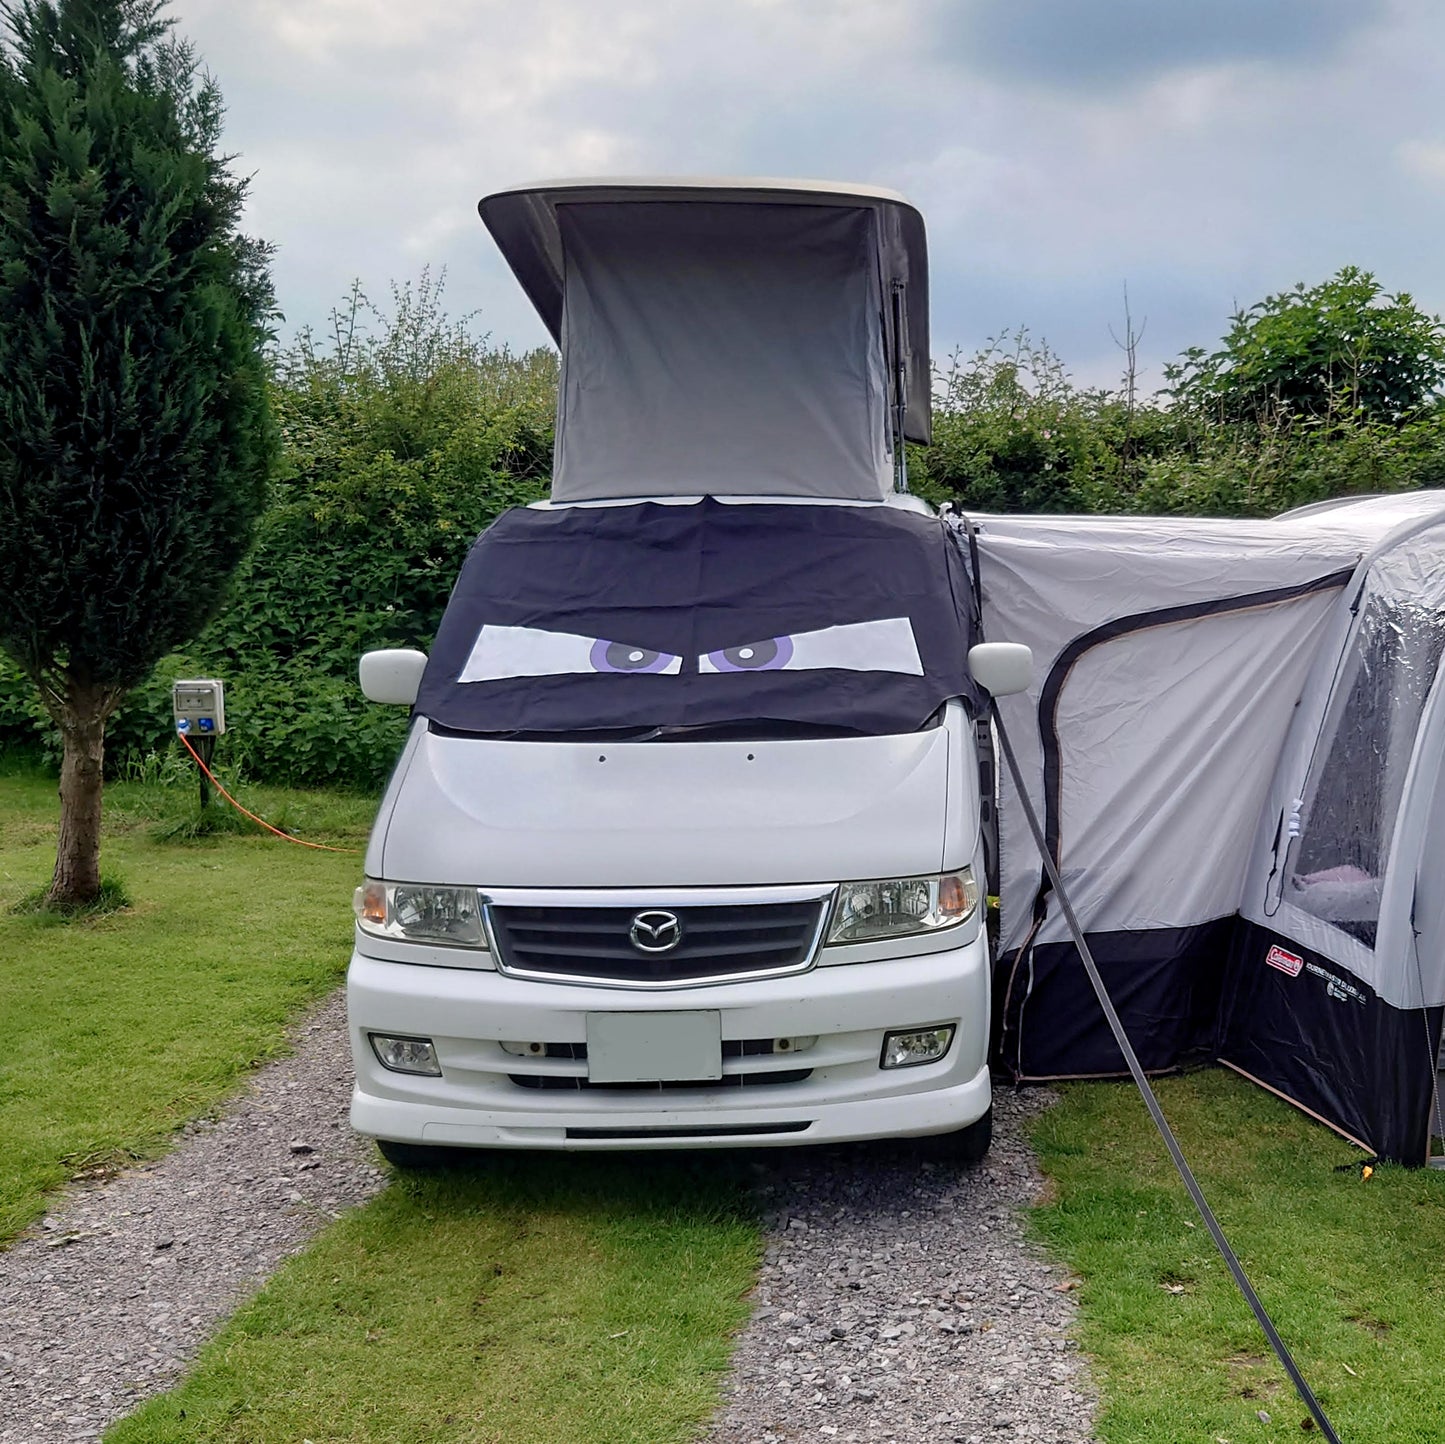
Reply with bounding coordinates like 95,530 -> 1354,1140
415,500 -> 978,736
552,202 -> 891,502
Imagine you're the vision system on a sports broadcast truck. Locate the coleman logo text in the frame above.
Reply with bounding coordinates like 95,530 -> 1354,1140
1265,944 -> 1304,977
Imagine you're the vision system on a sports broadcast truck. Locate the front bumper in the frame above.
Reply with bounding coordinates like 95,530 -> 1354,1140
347,930 -> 990,1151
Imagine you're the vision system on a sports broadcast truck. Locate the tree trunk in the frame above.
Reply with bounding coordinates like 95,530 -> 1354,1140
47,689 -> 110,909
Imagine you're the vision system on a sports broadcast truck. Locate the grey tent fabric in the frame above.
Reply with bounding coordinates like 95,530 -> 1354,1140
973,496 -> 1445,962
971,513 -> 1367,956
478,178 -> 931,503
964,492 -> 1445,1161
552,201 -> 890,502
1222,502 -> 1445,1162
1240,512 -> 1445,1008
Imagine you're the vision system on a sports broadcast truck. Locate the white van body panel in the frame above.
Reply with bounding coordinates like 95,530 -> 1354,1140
377,704 -> 977,888
349,701 -> 991,1151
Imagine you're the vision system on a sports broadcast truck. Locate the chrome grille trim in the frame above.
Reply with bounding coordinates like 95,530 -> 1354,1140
483,891 -> 832,988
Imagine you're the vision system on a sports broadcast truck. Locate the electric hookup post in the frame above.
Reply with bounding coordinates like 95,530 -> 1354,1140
173,679 -> 226,809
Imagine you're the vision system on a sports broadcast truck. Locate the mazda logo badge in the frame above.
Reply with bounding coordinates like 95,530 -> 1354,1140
629,909 -> 682,954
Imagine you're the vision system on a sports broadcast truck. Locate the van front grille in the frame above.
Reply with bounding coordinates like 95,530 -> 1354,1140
566,1123 -> 811,1140
508,1068 -> 813,1092
487,899 -> 828,985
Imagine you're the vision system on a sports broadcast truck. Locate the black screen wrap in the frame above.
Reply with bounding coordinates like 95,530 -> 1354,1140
415,499 -> 981,737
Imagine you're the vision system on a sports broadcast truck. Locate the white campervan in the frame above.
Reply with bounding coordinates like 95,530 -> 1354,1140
346,179 -> 1028,1165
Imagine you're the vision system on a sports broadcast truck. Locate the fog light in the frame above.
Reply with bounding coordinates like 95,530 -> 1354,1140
880,1025 -> 955,1069
370,1034 -> 442,1076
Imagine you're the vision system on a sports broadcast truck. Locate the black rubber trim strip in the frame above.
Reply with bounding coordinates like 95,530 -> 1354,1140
564,1122 -> 810,1139
1031,568 -> 1355,923
991,698 -> 1343,1443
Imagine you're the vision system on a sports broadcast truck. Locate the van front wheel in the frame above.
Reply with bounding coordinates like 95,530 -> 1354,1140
918,1104 -> 992,1165
376,1138 -> 480,1170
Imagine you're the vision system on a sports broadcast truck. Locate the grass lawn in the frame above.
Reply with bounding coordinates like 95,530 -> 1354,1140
0,764 -> 371,1242
106,1156 -> 759,1444
1029,1068 -> 1445,1443
4,761 -> 762,1443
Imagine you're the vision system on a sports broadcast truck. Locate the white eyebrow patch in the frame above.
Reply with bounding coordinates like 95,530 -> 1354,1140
458,624 -> 682,682
699,616 -> 923,675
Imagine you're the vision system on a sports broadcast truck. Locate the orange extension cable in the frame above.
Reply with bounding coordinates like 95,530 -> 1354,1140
177,731 -> 361,856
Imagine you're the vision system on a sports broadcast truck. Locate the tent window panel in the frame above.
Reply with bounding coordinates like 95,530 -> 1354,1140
1292,569 -> 1445,946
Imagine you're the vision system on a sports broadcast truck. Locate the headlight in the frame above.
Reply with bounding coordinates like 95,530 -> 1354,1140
826,869 -> 979,945
353,879 -> 486,947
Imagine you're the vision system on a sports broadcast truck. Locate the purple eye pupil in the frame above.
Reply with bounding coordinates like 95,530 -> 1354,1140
603,641 -> 660,671
724,639 -> 779,669
708,636 -> 794,672
590,638 -> 672,674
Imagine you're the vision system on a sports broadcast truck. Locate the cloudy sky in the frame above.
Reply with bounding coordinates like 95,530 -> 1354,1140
175,0 -> 1445,390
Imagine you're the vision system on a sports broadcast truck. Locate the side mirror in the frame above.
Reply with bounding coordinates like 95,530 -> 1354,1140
359,648 -> 428,706
968,642 -> 1033,698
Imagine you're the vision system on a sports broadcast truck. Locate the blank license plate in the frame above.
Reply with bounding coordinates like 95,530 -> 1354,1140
585,1011 -> 722,1084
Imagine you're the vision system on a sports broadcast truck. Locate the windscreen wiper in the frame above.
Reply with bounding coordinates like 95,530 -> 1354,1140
427,718 -> 877,744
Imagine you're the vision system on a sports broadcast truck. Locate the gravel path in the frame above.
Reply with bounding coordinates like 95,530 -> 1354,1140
0,989 -> 386,1444
3,995 -> 1095,1444
708,1090 -> 1098,1444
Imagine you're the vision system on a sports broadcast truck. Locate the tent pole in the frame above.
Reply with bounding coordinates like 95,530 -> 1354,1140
990,697 -> 1344,1444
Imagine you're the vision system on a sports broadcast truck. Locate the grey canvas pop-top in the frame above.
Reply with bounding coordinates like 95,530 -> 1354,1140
479,178 -> 930,504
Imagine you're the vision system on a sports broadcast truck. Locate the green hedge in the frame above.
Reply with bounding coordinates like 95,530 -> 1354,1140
913,329 -> 1445,518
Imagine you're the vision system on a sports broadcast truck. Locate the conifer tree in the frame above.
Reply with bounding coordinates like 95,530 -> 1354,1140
0,0 -> 276,906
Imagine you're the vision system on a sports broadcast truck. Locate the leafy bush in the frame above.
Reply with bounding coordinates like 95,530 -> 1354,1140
916,330 -> 1183,514
1122,411 -> 1445,517
921,292 -> 1445,520
1165,267 -> 1445,426
189,276 -> 554,788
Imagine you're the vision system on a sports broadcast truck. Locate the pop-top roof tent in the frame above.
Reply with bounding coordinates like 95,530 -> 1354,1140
478,177 -> 929,503
968,491 -> 1445,1162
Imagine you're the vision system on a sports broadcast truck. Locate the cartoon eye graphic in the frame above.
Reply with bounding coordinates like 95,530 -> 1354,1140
459,625 -> 681,683
589,640 -> 678,674
702,636 -> 795,672
699,618 -> 922,676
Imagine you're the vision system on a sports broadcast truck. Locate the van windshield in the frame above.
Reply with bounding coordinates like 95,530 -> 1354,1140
414,499 -> 979,740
